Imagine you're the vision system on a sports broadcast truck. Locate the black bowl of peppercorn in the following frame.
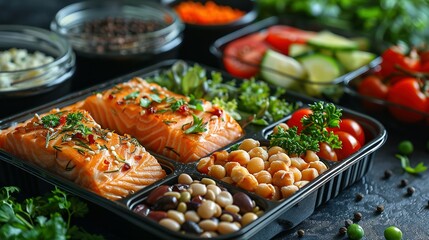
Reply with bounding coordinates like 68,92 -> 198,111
50,0 -> 184,85
162,0 -> 257,66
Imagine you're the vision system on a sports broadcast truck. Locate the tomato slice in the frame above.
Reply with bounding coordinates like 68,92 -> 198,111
286,108 -> 313,133
334,131 -> 362,161
265,25 -> 316,55
223,32 -> 268,78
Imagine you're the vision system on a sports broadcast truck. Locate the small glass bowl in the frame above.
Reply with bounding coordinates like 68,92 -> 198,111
50,1 -> 184,60
0,25 -> 75,97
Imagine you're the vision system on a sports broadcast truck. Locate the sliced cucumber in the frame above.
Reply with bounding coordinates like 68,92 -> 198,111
289,44 -> 312,57
336,50 -> 376,71
308,31 -> 358,51
260,49 -> 306,88
297,53 -> 342,96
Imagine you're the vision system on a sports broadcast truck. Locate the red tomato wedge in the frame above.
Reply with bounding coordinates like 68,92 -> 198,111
265,25 -> 316,55
223,32 -> 268,78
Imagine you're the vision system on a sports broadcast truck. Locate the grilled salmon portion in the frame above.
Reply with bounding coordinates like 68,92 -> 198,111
80,78 -> 244,163
0,109 -> 166,200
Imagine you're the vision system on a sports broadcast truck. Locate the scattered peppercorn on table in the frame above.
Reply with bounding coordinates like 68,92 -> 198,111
0,1 -> 428,240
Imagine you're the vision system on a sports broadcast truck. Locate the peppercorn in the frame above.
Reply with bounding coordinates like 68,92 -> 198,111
406,186 -> 415,196
353,212 -> 362,222
383,169 -> 393,179
355,193 -> 364,202
297,229 -> 305,237
399,179 -> 408,188
376,205 -> 384,214
339,226 -> 347,235
345,219 -> 353,227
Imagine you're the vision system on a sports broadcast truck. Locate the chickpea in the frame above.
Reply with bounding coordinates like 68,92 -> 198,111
289,166 -> 302,182
264,160 -> 270,170
309,161 -> 328,174
220,176 -> 234,184
303,150 -> 319,163
247,157 -> 265,174
253,170 -> 272,184
272,185 -> 282,201
212,150 -> 229,165
208,165 -> 226,179
224,162 -> 241,176
294,180 -> 309,188
268,160 -> 289,175
248,147 -> 269,161
197,156 -> 214,174
268,153 -> 291,166
237,174 -> 258,192
281,185 -> 299,199
272,123 -> 289,134
255,183 -> 275,199
228,149 -> 250,165
238,138 -> 260,152
267,146 -> 286,156
272,170 -> 294,187
230,166 -> 249,183
290,157 -> 310,171
301,168 -> 319,181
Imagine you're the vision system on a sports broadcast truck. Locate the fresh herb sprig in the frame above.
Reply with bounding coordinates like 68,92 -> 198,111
396,154 -> 428,174
0,186 -> 104,240
269,102 -> 342,156
183,114 -> 207,134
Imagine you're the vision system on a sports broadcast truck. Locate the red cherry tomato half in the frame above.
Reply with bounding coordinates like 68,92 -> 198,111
335,131 -> 362,161
386,77 -> 427,123
329,119 -> 365,146
265,25 -> 316,55
286,108 -> 313,133
317,142 -> 338,161
223,32 -> 268,78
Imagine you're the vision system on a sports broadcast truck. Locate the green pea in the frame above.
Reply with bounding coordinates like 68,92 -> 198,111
347,223 -> 364,240
384,226 -> 403,240
398,140 -> 413,155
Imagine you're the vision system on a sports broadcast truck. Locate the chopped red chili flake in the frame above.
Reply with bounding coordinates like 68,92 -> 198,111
59,116 -> 67,125
178,104 -> 189,115
117,100 -> 124,105
147,106 -> 157,114
211,107 -> 223,117
103,159 -> 110,165
88,134 -> 95,144
108,94 -> 114,100
74,132 -> 83,139
134,155 -> 142,161
122,163 -> 131,172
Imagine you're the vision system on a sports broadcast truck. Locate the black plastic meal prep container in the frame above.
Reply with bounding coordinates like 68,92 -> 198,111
210,16 -> 383,98
0,59 -> 387,239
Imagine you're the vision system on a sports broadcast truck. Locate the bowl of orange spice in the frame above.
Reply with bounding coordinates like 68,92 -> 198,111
162,0 -> 257,66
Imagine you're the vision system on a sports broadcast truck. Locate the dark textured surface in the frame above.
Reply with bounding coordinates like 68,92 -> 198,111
1,1 -> 429,240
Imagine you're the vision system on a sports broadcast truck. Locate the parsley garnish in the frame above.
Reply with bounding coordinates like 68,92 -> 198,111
188,95 -> 204,111
149,93 -> 162,103
123,91 -> 140,100
66,112 -> 84,126
269,102 -> 342,156
170,99 -> 186,111
41,114 -> 60,128
140,98 -> 151,108
184,114 -> 207,134
396,154 -> 428,174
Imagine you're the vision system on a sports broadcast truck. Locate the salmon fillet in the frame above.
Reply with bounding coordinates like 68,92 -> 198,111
0,109 -> 166,200
79,78 -> 244,163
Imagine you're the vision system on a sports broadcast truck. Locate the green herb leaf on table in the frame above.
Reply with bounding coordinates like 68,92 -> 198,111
396,154 -> 428,174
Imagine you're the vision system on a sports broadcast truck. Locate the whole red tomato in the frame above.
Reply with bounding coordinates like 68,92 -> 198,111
378,46 -> 420,78
329,118 -> 365,146
357,75 -> 389,111
334,131 -> 362,161
386,77 -> 427,123
317,142 -> 338,161
286,108 -> 313,133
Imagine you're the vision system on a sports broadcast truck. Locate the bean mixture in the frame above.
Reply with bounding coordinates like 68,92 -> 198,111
133,174 -> 263,237
197,125 -> 329,200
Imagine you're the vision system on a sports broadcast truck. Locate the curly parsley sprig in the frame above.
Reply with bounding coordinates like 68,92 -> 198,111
269,102 -> 342,156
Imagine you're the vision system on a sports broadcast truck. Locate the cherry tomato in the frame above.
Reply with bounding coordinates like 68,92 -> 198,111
223,32 -> 268,78
378,46 -> 420,78
317,142 -> 338,161
329,119 -> 365,146
357,75 -> 389,111
265,25 -> 316,55
286,108 -> 313,133
386,77 -> 427,123
335,131 -> 362,161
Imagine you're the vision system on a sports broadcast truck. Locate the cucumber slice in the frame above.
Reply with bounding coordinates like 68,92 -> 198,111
289,44 -> 312,57
308,31 -> 358,51
261,49 -> 306,88
297,53 -> 342,96
336,50 -> 376,71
